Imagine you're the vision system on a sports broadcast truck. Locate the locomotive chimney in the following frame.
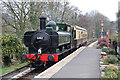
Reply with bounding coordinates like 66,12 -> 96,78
40,17 -> 46,30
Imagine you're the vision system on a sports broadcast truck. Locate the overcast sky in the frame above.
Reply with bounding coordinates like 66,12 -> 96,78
68,0 -> 119,21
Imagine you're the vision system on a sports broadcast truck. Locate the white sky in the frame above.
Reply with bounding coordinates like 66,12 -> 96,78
68,0 -> 120,21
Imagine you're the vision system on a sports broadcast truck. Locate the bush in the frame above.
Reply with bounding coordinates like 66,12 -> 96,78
104,65 -> 118,78
109,48 -> 115,55
2,56 -> 11,67
0,34 -> 27,66
97,38 -> 107,45
99,42 -> 108,48
118,71 -> 120,80
102,48 -> 107,52
107,58 -> 118,64
103,55 -> 118,64
102,48 -> 115,55
97,38 -> 108,49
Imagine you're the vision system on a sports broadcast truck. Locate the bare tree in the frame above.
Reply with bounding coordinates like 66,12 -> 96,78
2,0 -> 30,38
84,10 -> 112,38
2,0 -> 113,40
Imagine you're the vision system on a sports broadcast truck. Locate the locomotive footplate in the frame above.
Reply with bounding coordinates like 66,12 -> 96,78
22,53 -> 58,62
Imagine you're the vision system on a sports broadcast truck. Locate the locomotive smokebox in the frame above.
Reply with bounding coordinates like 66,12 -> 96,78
40,17 -> 46,30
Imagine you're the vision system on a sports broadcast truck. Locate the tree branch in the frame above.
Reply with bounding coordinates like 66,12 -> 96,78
2,0 -> 20,21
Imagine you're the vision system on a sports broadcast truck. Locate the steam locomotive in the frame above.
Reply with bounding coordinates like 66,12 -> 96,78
21,17 -> 87,67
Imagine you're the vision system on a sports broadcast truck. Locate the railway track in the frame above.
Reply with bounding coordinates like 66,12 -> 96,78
1,40 -> 97,80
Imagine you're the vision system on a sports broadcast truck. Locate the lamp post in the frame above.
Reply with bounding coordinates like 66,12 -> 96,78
101,20 -> 104,38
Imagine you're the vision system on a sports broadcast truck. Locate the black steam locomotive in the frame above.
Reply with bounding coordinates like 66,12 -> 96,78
21,17 -> 87,67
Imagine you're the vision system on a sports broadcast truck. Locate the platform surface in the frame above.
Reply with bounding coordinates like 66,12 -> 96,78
52,47 -> 101,78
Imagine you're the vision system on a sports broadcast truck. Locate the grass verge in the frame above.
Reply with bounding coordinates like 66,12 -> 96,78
0,61 -> 29,75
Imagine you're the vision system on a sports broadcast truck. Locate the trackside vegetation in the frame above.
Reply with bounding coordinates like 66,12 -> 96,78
0,34 -> 27,67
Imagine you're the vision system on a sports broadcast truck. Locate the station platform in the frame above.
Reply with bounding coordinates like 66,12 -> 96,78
52,47 -> 101,78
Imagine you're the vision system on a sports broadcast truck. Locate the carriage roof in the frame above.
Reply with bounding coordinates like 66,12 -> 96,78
75,26 -> 87,31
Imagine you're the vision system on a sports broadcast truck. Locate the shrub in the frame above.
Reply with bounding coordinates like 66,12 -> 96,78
104,65 -> 118,78
102,48 -> 115,55
109,48 -> 115,55
104,71 -> 117,78
105,65 -> 118,73
99,42 -> 108,48
107,58 -> 118,64
118,71 -> 120,80
97,38 -> 108,49
103,55 -> 118,64
97,38 -> 107,45
0,34 -> 27,66
2,56 -> 11,67
102,48 -> 108,53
